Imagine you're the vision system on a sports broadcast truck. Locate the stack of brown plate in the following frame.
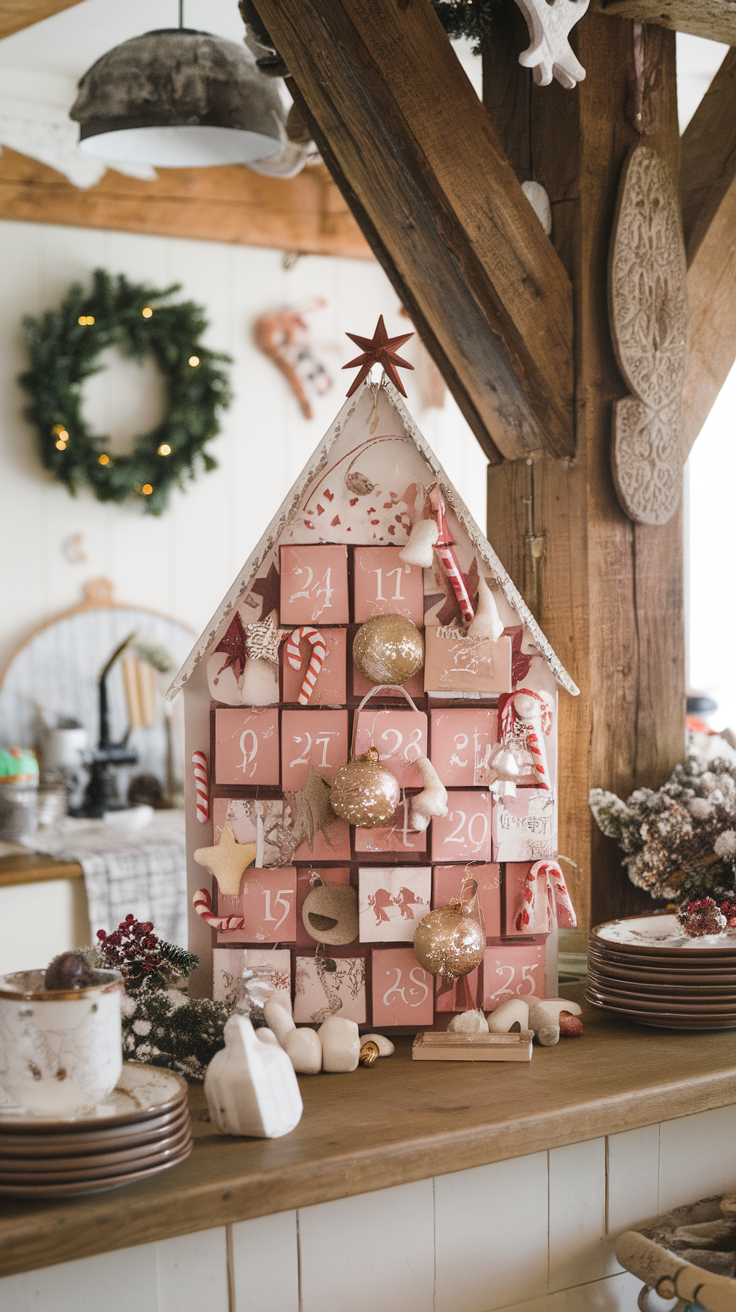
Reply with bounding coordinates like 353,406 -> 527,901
0,1062 -> 192,1197
587,914 -> 736,1030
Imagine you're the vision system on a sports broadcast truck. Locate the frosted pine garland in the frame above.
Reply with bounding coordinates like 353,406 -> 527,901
590,748 -> 736,903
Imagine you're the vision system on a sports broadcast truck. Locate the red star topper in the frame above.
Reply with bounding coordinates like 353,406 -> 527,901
343,315 -> 414,397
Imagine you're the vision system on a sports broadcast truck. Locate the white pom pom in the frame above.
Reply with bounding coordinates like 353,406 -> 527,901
467,574 -> 505,642
399,519 -> 439,569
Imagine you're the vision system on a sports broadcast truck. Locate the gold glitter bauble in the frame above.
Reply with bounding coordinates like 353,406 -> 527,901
353,614 -> 424,686
329,746 -> 401,827
413,899 -> 486,979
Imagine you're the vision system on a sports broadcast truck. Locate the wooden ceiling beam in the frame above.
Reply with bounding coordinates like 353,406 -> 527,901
253,0 -> 575,465
0,149 -> 371,260
595,0 -> 736,45
0,0 -> 82,41
679,49 -> 736,458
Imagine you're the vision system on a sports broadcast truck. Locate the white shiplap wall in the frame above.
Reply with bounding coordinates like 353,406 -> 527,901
0,218 -> 487,675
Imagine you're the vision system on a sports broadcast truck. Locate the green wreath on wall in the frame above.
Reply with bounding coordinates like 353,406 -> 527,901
19,268 -> 232,516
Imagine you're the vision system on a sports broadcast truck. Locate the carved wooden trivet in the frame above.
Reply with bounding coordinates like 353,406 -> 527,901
609,144 -> 689,526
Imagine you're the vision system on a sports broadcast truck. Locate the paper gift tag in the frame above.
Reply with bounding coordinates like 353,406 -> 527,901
429,709 -> 499,787
212,947 -> 291,1005
433,864 -> 501,938
352,546 -> 425,624
214,707 -> 280,786
504,862 -> 552,937
424,628 -> 512,694
353,708 -> 427,788
482,944 -> 546,1012
371,948 -> 434,1027
492,789 -> 557,862
358,867 -> 431,942
213,798 -> 293,868
354,811 -> 427,856
216,867 -> 297,945
281,627 -> 347,706
431,791 -> 493,863
294,954 -> 366,1024
280,544 -> 349,625
281,709 -> 348,789
296,867 -> 352,948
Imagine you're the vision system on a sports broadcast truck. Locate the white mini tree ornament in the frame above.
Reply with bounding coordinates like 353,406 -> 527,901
514,0 -> 590,90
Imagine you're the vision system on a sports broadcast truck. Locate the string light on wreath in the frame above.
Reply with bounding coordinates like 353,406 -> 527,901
19,268 -> 232,515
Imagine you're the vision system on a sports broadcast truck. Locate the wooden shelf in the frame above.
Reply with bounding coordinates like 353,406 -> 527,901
0,853 -> 83,889
2,988 -> 736,1279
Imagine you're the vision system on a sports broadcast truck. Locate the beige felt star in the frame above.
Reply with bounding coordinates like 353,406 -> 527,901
194,826 -> 258,897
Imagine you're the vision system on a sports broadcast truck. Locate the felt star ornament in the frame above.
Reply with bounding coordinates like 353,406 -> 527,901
194,826 -> 258,897
343,315 -> 414,397
213,612 -> 248,683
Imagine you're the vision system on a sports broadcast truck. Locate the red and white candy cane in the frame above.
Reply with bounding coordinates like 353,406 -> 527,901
193,888 -> 246,932
427,487 -> 474,624
285,626 -> 327,705
516,860 -> 577,934
192,751 -> 209,822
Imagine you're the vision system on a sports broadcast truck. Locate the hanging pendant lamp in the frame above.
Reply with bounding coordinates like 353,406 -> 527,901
70,28 -> 284,168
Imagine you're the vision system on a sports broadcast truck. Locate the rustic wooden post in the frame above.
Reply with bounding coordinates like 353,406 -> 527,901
483,10 -> 685,927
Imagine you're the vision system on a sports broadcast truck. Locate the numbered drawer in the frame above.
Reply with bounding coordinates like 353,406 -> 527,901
431,791 -> 493,863
213,798 -> 291,868
492,788 -> 557,862
213,947 -> 291,1005
504,862 -> 552,937
429,708 -> 499,786
435,967 -> 482,1014
353,708 -> 427,788
216,867 -> 297,944
358,866 -> 431,942
433,863 -> 501,938
294,954 -> 366,1025
352,546 -> 425,624
280,544 -> 349,625
281,709 -> 349,790
424,628 -> 512,694
214,707 -> 280,786
482,944 -> 546,1012
371,948 -> 434,1027
354,815 -> 427,857
281,627 -> 347,706
294,817 -> 351,862
296,867 -> 352,948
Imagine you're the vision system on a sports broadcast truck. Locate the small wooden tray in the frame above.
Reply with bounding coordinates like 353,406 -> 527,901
412,1030 -> 534,1062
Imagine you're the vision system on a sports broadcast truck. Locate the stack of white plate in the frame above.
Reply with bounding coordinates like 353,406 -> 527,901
0,1062 -> 191,1197
587,914 -> 736,1030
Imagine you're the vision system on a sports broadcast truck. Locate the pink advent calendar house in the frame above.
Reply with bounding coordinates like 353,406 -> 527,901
168,340 -> 579,1032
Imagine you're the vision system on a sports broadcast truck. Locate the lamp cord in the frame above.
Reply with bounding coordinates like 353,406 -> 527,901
178,0 -> 183,28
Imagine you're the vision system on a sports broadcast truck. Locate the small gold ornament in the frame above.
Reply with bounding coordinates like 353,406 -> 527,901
359,1041 -> 380,1067
329,746 -> 400,827
353,614 -> 424,686
413,897 -> 485,979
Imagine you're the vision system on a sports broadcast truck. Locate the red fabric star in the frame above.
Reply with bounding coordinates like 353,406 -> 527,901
213,611 -> 248,682
343,315 -> 414,397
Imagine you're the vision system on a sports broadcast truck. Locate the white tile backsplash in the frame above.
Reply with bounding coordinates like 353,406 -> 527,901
549,1138 -> 614,1292
231,1212 -> 300,1312
157,1228 -> 228,1312
298,1180 -> 435,1312
659,1104 -> 736,1212
607,1124 -> 660,1239
434,1153 -> 548,1312
491,1270 -> 643,1312
23,1244 -> 160,1312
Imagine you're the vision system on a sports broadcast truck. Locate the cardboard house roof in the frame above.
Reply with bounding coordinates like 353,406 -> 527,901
167,381 -> 579,700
